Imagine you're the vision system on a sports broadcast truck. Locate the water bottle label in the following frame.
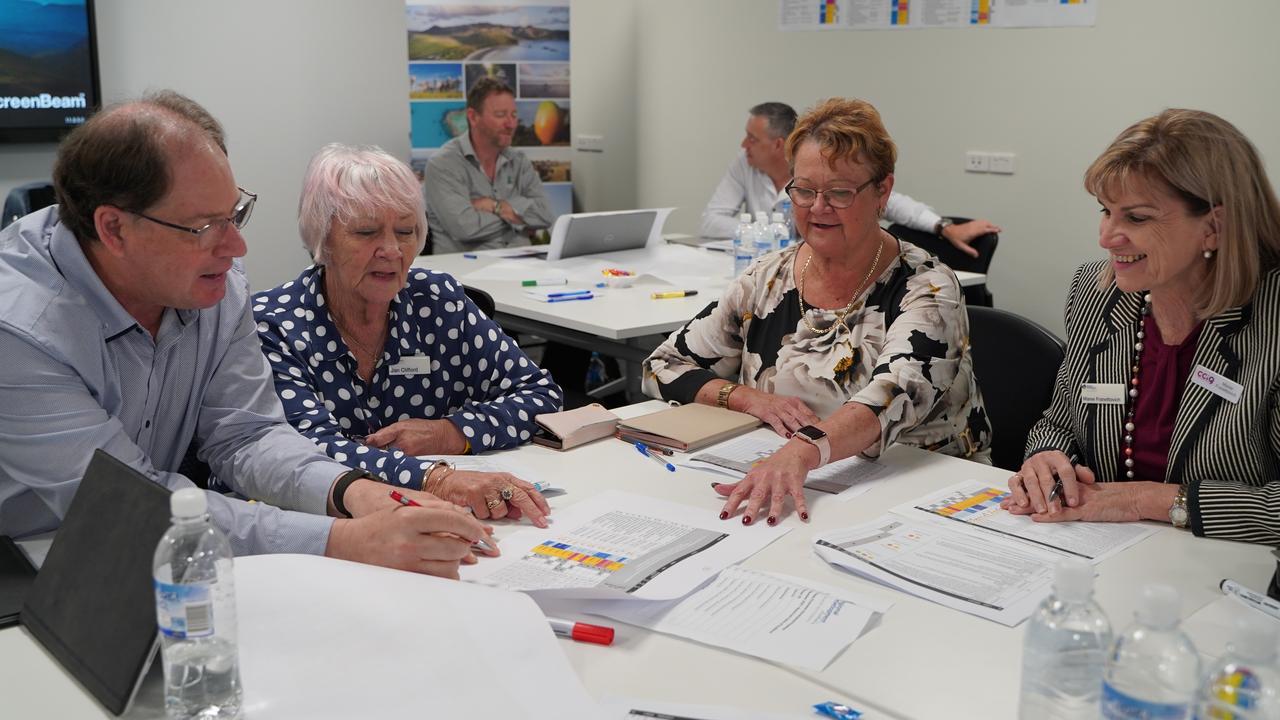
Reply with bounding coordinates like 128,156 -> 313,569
1102,682 -> 1191,719
155,580 -> 215,639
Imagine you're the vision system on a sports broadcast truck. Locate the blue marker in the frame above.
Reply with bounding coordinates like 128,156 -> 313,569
462,253 -> 478,259
546,293 -> 593,303
635,442 -> 675,472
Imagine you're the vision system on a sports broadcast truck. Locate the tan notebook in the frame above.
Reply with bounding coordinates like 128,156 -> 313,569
616,403 -> 761,452
532,403 -> 619,450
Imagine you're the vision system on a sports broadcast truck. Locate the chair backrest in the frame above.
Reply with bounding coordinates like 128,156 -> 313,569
2,181 -> 56,230
463,284 -> 496,319
966,306 -> 1066,472
889,216 -> 998,307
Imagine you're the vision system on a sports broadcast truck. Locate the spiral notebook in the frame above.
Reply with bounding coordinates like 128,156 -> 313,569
20,450 -> 173,716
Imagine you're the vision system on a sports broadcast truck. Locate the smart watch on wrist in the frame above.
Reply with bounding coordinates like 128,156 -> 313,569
792,425 -> 831,467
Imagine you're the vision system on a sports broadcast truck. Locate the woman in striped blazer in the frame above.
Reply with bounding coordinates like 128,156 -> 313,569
1002,109 -> 1280,545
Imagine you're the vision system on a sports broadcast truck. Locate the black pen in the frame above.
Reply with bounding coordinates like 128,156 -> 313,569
628,710 -> 712,720
1046,477 -> 1064,506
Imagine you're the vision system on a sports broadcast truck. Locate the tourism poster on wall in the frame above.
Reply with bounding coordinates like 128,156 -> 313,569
778,0 -> 1097,31
406,0 -> 573,219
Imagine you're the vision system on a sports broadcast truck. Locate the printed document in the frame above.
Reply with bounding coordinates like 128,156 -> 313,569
814,514 -> 1063,625
687,428 -> 892,500
461,490 -> 789,600
896,479 -> 1157,562
582,566 -> 891,671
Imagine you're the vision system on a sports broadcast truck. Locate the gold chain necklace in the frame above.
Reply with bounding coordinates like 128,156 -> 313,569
330,308 -> 387,361
797,235 -> 886,336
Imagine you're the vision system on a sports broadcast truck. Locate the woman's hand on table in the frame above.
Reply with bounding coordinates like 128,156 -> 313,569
326,498 -> 494,578
1006,476 -> 1178,525
713,440 -> 818,526
1003,450 -> 1094,515
365,419 -> 467,455
430,470 -> 550,528
732,387 -> 820,437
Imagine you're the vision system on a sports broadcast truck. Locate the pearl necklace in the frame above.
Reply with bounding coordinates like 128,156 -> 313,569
1122,292 -> 1152,479
797,236 -> 885,337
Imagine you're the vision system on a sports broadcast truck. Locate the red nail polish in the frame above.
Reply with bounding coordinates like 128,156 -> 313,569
766,516 -> 777,526
710,482 -> 720,489
719,511 -> 729,520
800,512 -> 810,521
742,515 -> 752,525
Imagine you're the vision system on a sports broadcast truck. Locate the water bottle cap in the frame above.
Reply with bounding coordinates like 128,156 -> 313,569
740,213 -> 753,223
1136,584 -> 1180,629
170,488 -> 207,518
1230,612 -> 1280,662
771,212 -> 785,223
754,212 -> 768,222
1053,558 -> 1094,602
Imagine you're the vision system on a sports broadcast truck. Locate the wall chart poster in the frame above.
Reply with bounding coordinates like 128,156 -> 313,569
779,0 -> 1096,31
406,0 -> 572,217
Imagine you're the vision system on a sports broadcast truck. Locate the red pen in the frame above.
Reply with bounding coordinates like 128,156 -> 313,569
547,616 -> 614,645
390,490 -> 496,553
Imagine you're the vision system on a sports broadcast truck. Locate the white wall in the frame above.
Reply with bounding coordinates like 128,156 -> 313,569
1,0 -> 411,292
631,0 -> 1280,334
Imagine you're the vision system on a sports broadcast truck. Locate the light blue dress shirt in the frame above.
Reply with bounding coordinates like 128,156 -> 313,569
0,207 -> 342,556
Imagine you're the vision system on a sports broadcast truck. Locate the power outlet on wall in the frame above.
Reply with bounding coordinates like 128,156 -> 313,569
964,151 -> 1016,174
964,151 -> 990,173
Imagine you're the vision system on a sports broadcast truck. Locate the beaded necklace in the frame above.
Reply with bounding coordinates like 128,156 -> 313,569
1121,292 -> 1152,479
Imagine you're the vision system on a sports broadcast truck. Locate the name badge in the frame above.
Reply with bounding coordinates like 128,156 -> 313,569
1080,383 -> 1126,405
388,355 -> 431,377
1190,364 -> 1243,404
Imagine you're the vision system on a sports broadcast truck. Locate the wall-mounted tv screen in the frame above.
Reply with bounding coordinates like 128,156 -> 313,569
0,0 -> 101,144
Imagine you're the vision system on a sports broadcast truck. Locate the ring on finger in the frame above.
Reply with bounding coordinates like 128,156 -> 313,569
499,486 -> 515,502
485,496 -> 502,510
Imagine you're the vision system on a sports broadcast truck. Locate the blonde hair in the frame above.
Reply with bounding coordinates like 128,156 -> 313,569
298,143 -> 427,265
1085,109 -> 1280,317
785,98 -> 897,185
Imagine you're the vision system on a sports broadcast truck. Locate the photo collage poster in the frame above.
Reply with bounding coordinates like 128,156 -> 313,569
406,1 -> 573,220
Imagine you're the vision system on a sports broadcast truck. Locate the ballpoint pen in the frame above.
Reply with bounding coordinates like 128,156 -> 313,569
620,437 -> 673,456
651,290 -> 698,299
635,442 -> 675,472
1046,477 -> 1064,506
389,490 -> 496,552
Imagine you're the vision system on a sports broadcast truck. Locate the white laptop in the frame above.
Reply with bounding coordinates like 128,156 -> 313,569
545,207 -> 674,262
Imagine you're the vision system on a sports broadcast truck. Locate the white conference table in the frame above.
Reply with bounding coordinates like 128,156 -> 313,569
414,245 -> 985,400
1,401 -> 1269,719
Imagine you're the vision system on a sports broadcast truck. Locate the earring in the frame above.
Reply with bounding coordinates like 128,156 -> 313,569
1204,249 -> 1216,259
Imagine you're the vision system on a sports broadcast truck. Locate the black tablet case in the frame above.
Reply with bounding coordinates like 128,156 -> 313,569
0,535 -> 37,627
20,450 -> 173,715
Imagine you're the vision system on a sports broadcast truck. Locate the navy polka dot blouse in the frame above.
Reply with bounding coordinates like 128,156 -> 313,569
253,265 -> 563,489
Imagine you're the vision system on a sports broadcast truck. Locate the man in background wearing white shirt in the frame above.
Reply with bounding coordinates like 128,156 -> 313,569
700,101 -> 1001,258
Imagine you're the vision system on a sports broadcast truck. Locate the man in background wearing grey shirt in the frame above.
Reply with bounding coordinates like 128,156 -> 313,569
0,90 -> 490,577
424,78 -> 553,254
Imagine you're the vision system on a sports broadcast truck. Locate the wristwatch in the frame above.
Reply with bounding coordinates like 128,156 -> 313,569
1169,485 -> 1189,529
792,425 -> 831,467
933,218 -> 954,237
717,383 -> 739,409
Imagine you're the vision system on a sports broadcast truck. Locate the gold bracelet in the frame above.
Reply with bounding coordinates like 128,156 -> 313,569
422,460 -> 455,494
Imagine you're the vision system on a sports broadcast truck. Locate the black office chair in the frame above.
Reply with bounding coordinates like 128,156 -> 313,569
888,216 -> 998,307
2,181 -> 56,229
967,306 -> 1066,472
463,284 -> 496,319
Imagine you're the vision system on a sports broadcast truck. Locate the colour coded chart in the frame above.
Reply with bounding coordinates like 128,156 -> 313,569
891,0 -> 908,25
820,0 -> 838,24
919,487 -> 1008,518
528,540 -> 627,574
970,0 -> 991,25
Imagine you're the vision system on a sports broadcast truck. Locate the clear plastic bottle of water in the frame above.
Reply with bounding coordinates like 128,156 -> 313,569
755,212 -> 777,258
1194,612 -> 1280,719
153,488 -> 243,719
778,198 -> 795,247
1102,584 -> 1201,720
1019,558 -> 1114,719
769,212 -> 789,253
733,212 -> 754,276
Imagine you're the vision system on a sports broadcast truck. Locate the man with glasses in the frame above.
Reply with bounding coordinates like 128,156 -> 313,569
700,101 -> 1001,258
0,90 -> 490,577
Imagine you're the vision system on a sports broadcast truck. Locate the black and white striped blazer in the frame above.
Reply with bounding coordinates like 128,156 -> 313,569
1026,260 -> 1280,544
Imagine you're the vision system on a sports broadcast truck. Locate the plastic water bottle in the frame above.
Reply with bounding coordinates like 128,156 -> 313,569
1194,613 -> 1280,719
154,488 -> 243,719
778,198 -> 795,247
1019,558 -> 1114,719
733,212 -> 754,276
769,212 -> 789,253
755,212 -> 777,258
1102,584 -> 1201,719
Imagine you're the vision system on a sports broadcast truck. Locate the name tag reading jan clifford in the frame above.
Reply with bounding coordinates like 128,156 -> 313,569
388,355 -> 431,377
1191,364 -> 1244,404
1080,383 -> 1126,405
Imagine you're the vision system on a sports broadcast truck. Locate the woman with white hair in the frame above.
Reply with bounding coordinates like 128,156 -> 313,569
254,143 -> 561,527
